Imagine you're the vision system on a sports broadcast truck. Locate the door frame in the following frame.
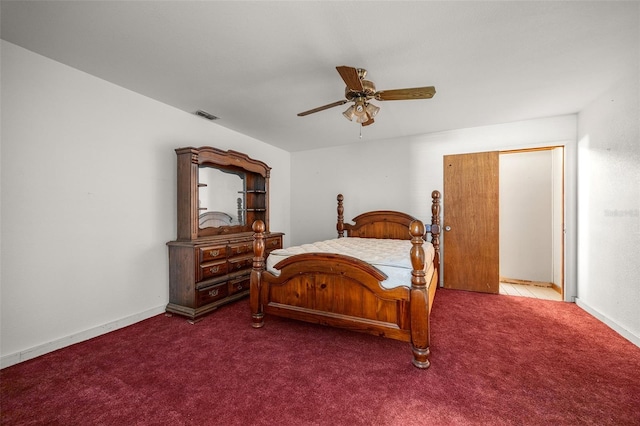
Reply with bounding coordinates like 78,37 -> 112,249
499,146 -> 565,298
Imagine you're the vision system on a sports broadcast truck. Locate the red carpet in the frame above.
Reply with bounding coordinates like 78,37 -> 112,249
2,289 -> 639,425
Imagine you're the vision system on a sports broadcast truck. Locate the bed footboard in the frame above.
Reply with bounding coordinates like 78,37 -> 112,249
250,218 -> 435,369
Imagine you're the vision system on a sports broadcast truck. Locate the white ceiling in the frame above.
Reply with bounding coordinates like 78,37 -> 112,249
1,1 -> 638,152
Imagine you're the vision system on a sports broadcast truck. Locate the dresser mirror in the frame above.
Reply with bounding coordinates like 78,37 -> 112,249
198,166 -> 246,229
173,146 -> 272,240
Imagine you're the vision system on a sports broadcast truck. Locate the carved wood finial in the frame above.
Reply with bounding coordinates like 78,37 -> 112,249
252,220 -> 266,270
409,220 -> 426,289
337,194 -> 345,238
431,190 -> 441,224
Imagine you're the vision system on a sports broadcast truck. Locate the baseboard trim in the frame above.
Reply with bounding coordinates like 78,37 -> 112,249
500,276 -> 554,288
1,305 -> 166,369
575,298 -> 640,348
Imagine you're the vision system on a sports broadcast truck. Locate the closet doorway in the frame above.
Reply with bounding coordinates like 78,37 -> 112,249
442,147 -> 564,299
499,147 -> 564,300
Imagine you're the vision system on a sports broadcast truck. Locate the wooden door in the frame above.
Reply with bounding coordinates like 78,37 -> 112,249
443,151 -> 500,293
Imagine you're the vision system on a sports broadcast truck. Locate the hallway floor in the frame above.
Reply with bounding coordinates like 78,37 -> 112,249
499,282 -> 562,301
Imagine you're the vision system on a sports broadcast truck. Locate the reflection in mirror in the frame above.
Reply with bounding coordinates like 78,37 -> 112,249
198,167 -> 246,228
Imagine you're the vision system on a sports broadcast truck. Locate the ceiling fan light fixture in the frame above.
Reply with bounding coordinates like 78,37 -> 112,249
355,113 -> 371,124
342,105 -> 356,121
365,102 -> 380,117
343,99 -> 377,124
353,98 -> 367,116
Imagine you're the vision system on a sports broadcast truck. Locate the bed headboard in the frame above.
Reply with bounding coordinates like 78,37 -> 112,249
198,211 -> 234,228
336,191 -> 441,271
338,207 -> 417,240
336,192 -> 441,239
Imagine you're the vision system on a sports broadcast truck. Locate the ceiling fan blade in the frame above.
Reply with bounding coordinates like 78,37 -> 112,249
297,100 -> 348,117
336,66 -> 364,92
361,116 -> 375,127
375,86 -> 436,101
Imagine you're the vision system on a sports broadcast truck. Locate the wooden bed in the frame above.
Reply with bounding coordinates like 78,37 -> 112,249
250,191 -> 441,368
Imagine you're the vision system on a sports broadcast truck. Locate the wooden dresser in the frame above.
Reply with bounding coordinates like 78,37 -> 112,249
167,232 -> 282,321
166,147 -> 283,322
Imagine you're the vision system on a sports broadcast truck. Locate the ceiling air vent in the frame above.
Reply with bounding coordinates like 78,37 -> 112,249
194,110 -> 219,121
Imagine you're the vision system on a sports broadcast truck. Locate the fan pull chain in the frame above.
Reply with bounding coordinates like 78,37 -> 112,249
359,126 -> 362,139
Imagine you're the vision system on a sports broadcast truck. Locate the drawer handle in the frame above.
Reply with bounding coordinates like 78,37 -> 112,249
209,249 -> 220,257
208,288 -> 219,297
210,266 -> 220,273
237,284 -> 243,291
235,263 -> 243,269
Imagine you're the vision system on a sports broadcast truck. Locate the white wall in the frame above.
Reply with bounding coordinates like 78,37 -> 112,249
0,41 -> 291,367
577,71 -> 640,345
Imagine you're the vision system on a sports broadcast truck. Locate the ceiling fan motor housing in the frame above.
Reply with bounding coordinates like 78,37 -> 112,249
345,79 -> 376,100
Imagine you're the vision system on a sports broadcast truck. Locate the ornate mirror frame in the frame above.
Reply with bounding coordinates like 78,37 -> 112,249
175,147 -> 271,241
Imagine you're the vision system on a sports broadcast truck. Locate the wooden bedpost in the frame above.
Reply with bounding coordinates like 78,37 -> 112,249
337,194 -> 345,238
431,190 -> 441,274
251,220 -> 266,328
409,219 -> 430,369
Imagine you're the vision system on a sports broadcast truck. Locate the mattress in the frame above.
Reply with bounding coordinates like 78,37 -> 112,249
266,237 -> 435,289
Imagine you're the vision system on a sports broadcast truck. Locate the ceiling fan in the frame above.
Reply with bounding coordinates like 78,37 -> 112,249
297,66 -> 436,126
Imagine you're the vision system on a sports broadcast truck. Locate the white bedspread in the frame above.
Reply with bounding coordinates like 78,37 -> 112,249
266,237 -> 435,289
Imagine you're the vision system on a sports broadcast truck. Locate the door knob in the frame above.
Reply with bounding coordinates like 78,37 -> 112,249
445,226 -> 451,232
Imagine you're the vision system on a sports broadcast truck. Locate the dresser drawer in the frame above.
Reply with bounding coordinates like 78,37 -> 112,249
199,260 -> 228,281
197,282 -> 228,307
228,255 -> 253,273
228,275 -> 250,295
199,245 -> 227,263
265,236 -> 283,252
228,241 -> 253,256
